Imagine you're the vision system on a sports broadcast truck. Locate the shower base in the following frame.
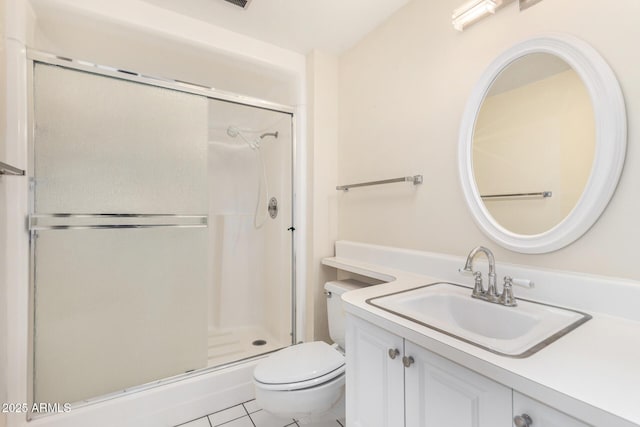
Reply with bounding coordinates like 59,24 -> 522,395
207,326 -> 286,367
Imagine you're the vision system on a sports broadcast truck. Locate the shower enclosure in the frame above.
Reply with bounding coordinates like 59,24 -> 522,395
28,55 -> 295,406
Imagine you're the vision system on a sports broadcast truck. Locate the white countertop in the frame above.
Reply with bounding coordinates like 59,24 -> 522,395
324,255 -> 640,427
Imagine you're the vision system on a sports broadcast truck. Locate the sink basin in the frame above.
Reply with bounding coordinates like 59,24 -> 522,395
366,282 -> 591,358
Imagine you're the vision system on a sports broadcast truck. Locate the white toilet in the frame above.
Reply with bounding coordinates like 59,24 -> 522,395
253,279 -> 367,423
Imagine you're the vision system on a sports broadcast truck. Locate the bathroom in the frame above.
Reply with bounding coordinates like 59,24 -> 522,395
1,0 -> 639,426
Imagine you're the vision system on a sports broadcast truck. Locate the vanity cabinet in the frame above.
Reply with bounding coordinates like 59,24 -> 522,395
346,315 -> 512,427
346,315 -> 589,427
346,314 -> 405,426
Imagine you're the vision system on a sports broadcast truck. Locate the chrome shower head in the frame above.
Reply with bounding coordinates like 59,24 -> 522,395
227,126 -> 278,150
227,126 -> 240,138
259,131 -> 279,140
227,126 -> 260,150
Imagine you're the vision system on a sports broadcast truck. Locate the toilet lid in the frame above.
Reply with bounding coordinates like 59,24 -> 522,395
254,341 -> 345,388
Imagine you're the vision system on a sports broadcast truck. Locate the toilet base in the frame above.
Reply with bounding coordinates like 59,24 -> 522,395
254,373 -> 345,421
296,396 -> 344,425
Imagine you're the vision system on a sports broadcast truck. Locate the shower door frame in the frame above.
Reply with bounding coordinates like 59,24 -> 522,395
25,49 -> 298,412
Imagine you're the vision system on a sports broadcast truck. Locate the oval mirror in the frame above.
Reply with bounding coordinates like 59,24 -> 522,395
458,35 -> 626,253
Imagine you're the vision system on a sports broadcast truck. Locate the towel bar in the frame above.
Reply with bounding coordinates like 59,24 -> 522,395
337,175 -> 423,191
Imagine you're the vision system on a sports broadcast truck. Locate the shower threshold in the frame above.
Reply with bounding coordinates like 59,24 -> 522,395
207,326 -> 286,368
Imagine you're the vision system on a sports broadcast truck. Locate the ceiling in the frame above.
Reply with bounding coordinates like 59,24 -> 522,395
141,0 -> 412,55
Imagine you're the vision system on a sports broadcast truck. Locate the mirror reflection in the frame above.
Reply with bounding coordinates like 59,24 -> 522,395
472,53 -> 595,235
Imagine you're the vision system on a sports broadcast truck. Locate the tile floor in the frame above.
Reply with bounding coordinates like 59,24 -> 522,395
176,399 -> 345,427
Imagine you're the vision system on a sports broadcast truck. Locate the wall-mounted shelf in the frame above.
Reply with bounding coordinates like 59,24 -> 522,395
337,175 -> 423,192
0,161 -> 25,176
481,191 -> 552,200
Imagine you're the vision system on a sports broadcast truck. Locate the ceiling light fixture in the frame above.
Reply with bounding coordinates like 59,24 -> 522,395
222,0 -> 252,10
519,0 -> 543,11
452,0 -> 502,31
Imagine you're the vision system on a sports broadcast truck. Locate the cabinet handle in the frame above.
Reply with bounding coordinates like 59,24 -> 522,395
513,414 -> 533,427
388,348 -> 400,360
402,355 -> 415,368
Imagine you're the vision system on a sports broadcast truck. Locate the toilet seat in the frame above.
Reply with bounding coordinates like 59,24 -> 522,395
255,367 -> 345,391
254,341 -> 345,391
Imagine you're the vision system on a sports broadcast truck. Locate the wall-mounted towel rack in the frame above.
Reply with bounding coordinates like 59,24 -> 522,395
481,191 -> 552,200
337,175 -> 423,192
0,161 -> 25,176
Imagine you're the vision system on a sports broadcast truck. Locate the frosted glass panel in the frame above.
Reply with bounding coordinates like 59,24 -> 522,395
33,227 -> 208,404
33,64 -> 208,214
30,62 -> 295,405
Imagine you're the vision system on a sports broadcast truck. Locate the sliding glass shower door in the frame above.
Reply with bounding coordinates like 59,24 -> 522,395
32,63 -> 210,404
30,61 -> 293,405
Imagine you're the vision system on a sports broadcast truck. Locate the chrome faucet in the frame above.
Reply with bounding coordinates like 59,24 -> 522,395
460,246 -> 521,307
460,246 -> 498,302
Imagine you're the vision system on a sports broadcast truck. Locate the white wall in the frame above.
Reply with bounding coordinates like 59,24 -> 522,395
337,0 -> 640,281
306,50 -> 339,342
1,0 -> 7,421
29,0 -> 302,106
0,0 -> 6,157
2,1 -> 28,426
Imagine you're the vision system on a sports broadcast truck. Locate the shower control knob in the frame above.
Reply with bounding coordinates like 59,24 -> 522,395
388,348 -> 400,360
513,414 -> 533,427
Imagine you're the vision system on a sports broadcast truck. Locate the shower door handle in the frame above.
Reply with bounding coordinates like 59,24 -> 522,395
28,214 -> 208,230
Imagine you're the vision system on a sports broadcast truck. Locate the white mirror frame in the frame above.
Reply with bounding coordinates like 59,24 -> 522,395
458,34 -> 626,254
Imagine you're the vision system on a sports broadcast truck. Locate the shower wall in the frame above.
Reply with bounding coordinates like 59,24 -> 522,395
206,100 -> 292,364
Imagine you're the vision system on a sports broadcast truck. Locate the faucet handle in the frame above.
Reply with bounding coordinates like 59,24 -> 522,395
498,276 -> 517,307
471,271 -> 484,297
460,267 -> 485,298
511,278 -> 534,288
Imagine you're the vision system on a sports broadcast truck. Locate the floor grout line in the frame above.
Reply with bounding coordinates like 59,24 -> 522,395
240,401 -> 253,418
208,405 -> 252,427
245,400 -> 259,427
175,416 -> 213,427
174,399 -> 343,427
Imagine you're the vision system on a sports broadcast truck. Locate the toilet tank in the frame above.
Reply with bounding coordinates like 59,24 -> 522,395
324,279 -> 369,350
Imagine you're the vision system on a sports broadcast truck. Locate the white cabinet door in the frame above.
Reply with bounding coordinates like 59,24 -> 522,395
513,392 -> 589,427
405,340 -> 512,427
346,315 -> 405,427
